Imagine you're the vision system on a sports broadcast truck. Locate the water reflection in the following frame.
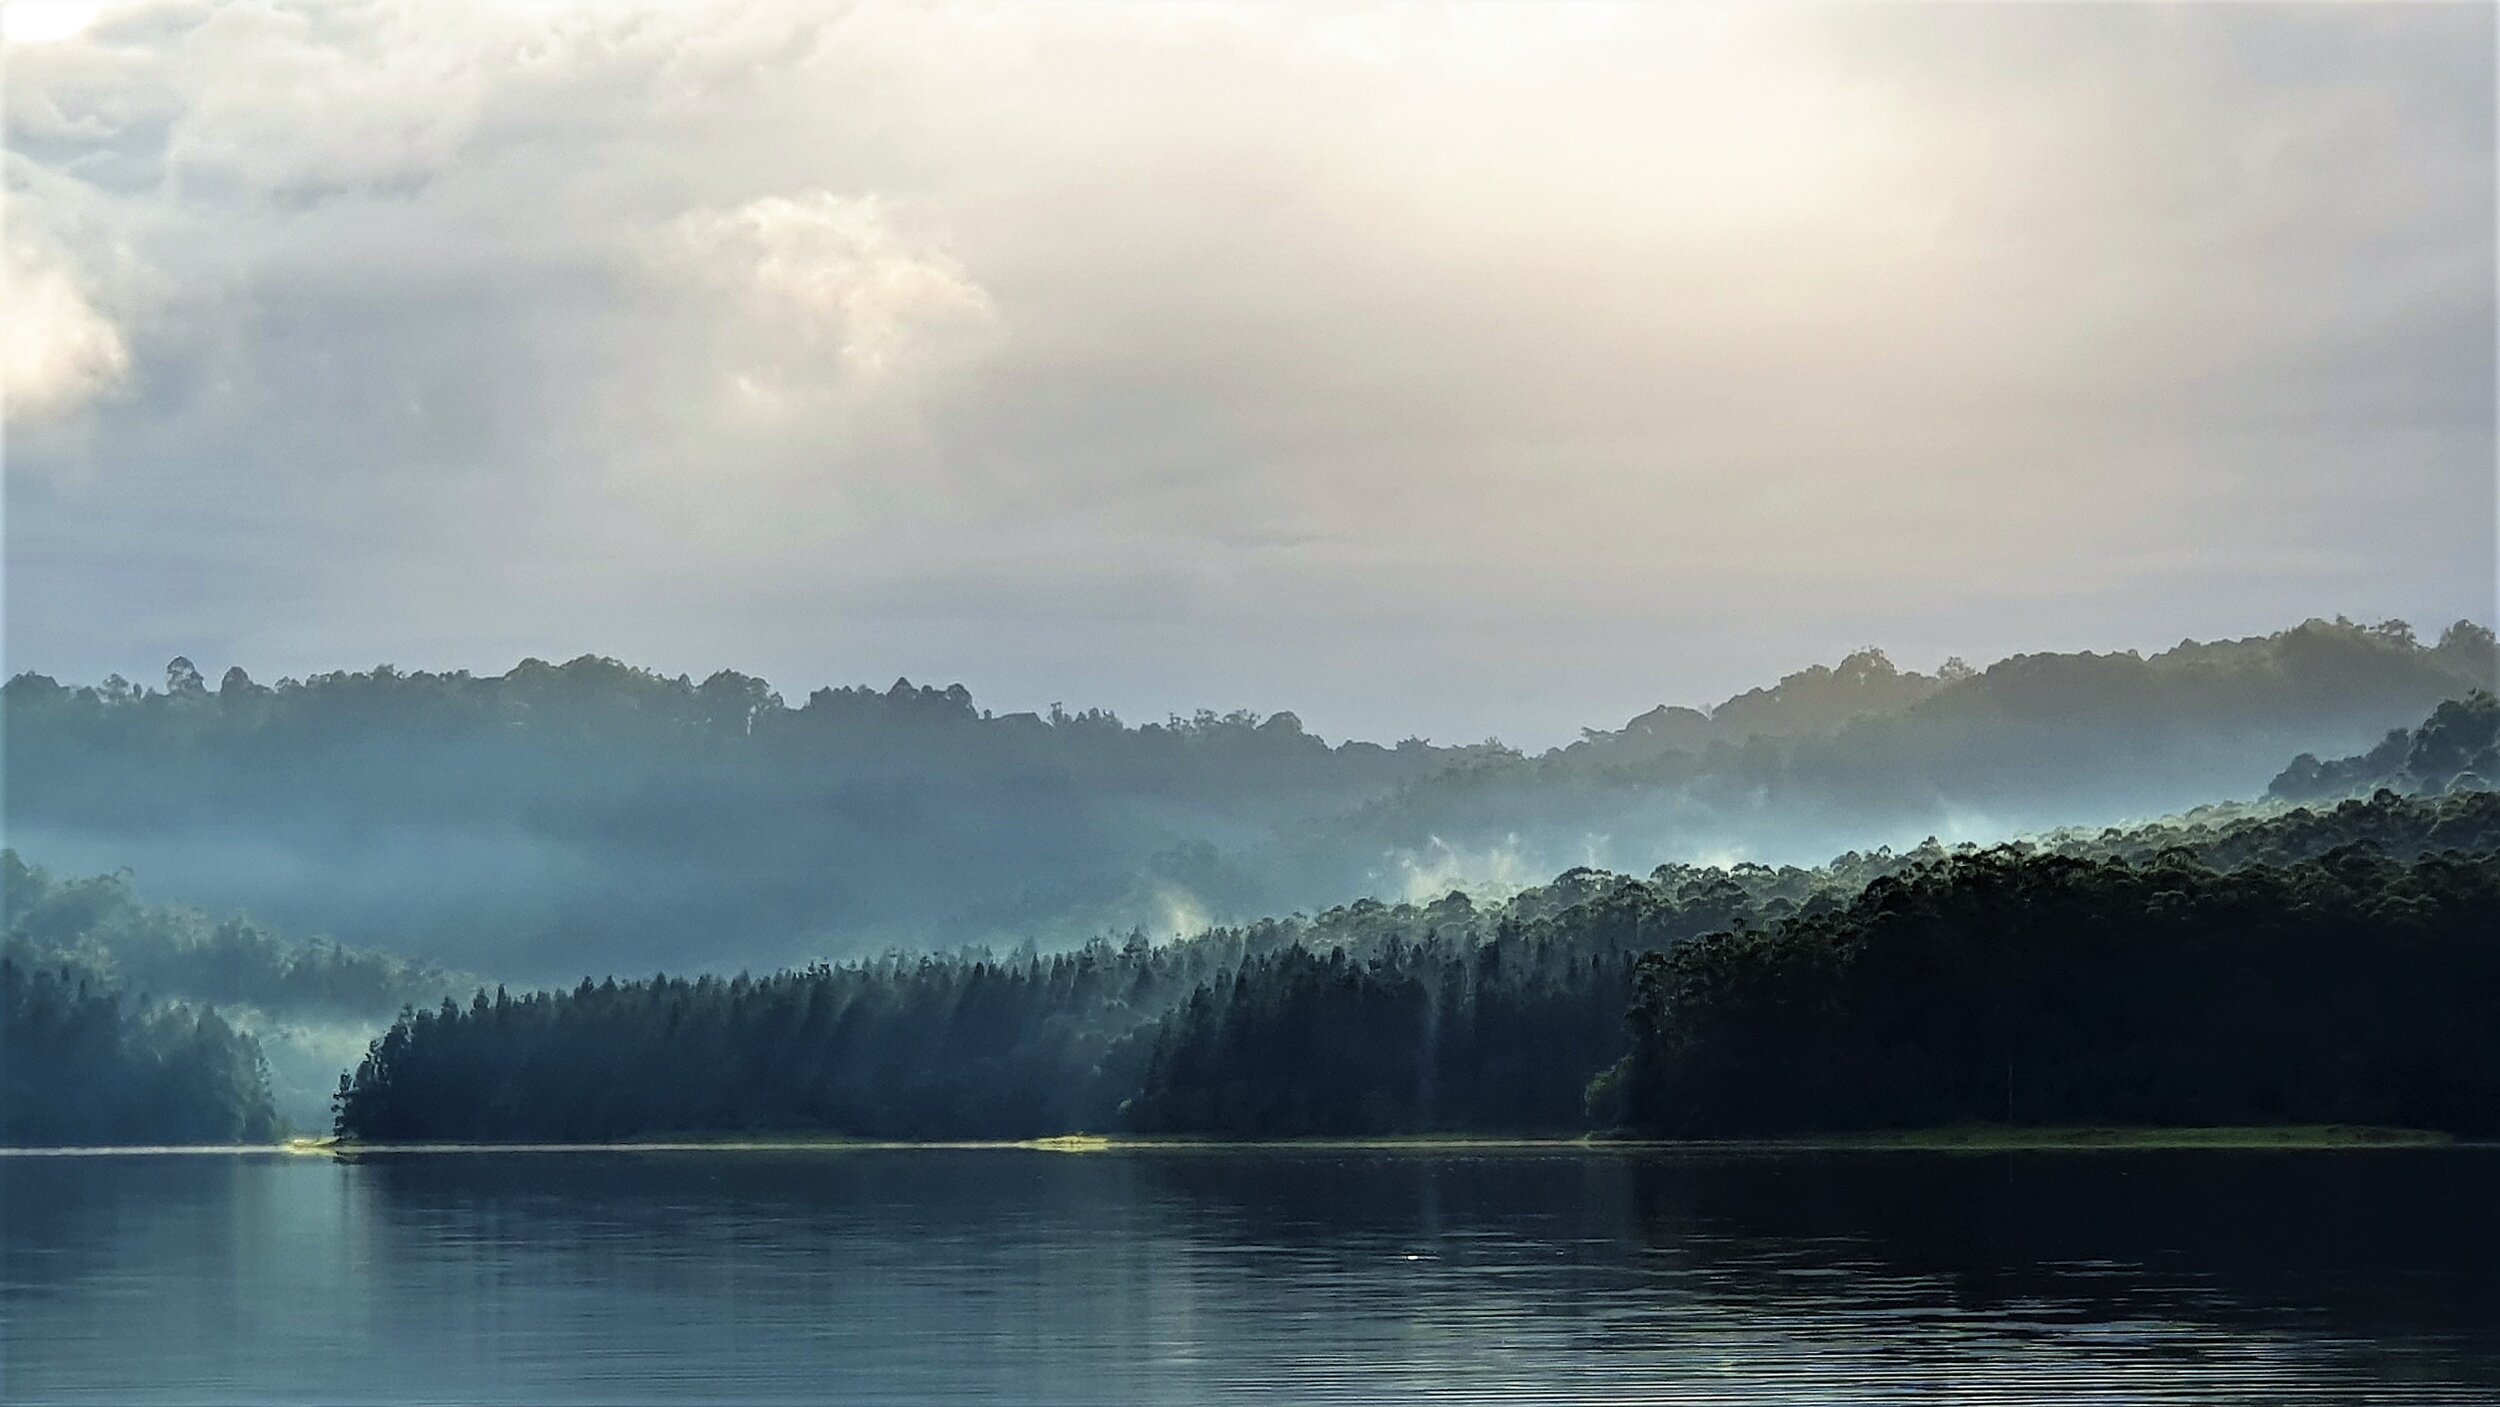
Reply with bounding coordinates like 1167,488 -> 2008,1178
4,1148 -> 2495,1405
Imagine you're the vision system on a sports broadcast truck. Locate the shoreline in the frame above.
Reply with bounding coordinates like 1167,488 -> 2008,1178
0,1125 -> 2466,1158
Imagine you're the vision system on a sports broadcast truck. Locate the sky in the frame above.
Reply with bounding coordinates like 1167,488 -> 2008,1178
5,0 -> 2493,748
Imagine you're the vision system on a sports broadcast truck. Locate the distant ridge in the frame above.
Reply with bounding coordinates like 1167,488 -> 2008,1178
6,617 -> 2490,975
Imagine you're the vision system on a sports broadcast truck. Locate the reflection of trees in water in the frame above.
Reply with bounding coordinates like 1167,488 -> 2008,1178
1119,1147 -> 2500,1387
347,1150 -> 1178,1296
1104,1148 -> 2500,1398
1,1158 -> 237,1300
0,1154 -> 363,1303
1616,1151 -> 2500,1376
347,1147 -> 1156,1228
12,1149 -> 2500,1400
47,1146 -> 2500,1368
1125,1148 -> 1649,1251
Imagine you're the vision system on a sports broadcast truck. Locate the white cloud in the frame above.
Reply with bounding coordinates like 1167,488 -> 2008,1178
1,2 -> 105,47
154,1 -> 498,200
0,2 -> 2488,743
660,191 -> 996,407
2,237 -> 130,424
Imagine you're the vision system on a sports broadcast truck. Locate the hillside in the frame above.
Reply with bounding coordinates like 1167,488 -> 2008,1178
9,617 -> 2489,978
2270,692 -> 2498,802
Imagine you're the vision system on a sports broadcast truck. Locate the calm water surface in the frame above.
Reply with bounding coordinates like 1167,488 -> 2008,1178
4,1147 -> 2497,1405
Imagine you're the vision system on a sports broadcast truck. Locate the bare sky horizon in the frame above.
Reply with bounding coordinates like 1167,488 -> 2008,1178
6,1 -> 2493,747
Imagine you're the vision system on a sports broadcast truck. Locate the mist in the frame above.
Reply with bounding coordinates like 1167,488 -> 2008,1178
11,9 -> 2500,1403
4,617 -> 2485,986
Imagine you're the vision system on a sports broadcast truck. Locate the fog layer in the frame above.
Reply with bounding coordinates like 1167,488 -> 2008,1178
7,617 -> 2488,978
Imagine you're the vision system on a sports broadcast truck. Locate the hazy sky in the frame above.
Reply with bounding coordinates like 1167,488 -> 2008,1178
6,1 -> 2493,746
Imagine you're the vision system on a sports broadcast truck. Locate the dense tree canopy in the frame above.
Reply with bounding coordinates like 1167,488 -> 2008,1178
1134,789 -> 2500,1138
1,956 -> 279,1145
2271,691 -> 2497,803
334,941 -> 1204,1142
331,789 -> 2500,1143
11,618 -> 2485,977
4,851 -> 472,1133
1124,935 -> 1634,1136
1604,846 -> 2500,1137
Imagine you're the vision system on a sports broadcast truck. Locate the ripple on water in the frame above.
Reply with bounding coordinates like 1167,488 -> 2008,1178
0,1147 -> 2495,1405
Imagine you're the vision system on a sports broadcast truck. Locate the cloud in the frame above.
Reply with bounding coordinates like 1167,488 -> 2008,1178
158,1 -> 494,201
2,236 -> 130,424
1,2 -> 2489,745
658,191 -> 996,407
1,2 -> 104,47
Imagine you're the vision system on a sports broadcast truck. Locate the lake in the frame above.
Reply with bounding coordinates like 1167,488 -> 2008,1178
4,1146 -> 2496,1405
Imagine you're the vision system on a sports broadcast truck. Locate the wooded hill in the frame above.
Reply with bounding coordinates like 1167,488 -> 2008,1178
331,784 -> 2500,1143
10,617 -> 2487,977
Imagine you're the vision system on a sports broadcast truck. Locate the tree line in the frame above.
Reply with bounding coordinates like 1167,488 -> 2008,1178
1601,846 -> 2500,1137
11,617 -> 2484,977
2,653 -> 1471,974
1277,620 -> 2496,908
332,787 -> 2500,1142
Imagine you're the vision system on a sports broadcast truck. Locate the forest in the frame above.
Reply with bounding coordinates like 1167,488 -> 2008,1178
9,662 -> 2491,1147
330,783 -> 2500,1143
3,852 -> 469,1137
2,956 -> 279,1145
1602,847 -> 2500,1137
1279,625 -> 2497,914
2270,690 -> 2497,802
7,617 -> 2488,979
4,851 -> 468,1018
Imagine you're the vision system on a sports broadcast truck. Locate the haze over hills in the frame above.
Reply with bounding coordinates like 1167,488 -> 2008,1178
5,616 -> 2491,980
0,851 -> 472,1131
2271,691 -> 2500,803
11,690 -> 2496,1140
1261,619 -> 2498,903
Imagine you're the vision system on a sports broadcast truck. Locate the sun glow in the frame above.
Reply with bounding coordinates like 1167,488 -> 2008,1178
2,1 -> 104,46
